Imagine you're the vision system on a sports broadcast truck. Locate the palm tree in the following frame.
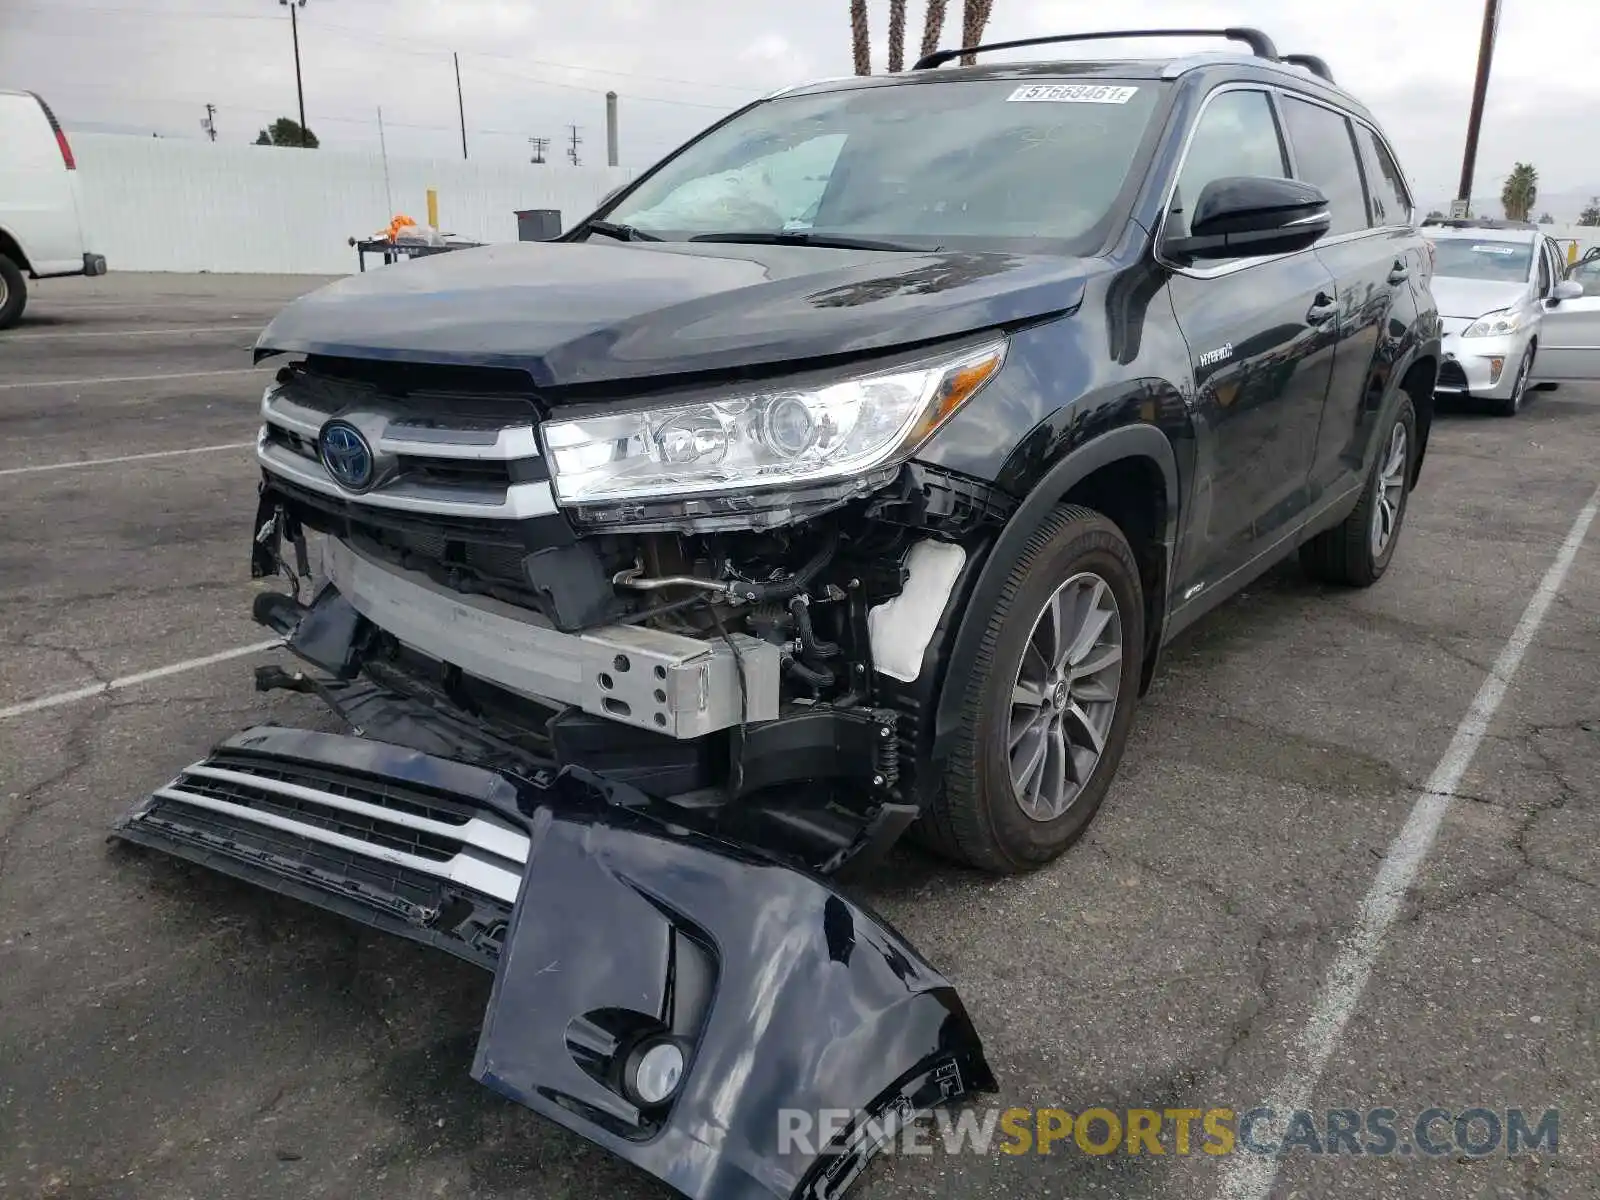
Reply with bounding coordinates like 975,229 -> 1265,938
850,0 -> 871,75
888,0 -> 907,71
920,0 -> 948,58
959,0 -> 995,65
1500,162 -> 1538,222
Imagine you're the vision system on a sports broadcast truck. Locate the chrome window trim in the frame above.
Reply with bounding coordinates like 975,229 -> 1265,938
1154,80 -> 1419,281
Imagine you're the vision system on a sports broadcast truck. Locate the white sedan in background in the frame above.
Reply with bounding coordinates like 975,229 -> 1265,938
1423,221 -> 1598,416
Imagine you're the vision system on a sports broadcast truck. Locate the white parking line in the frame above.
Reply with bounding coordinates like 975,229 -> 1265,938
1216,481 -> 1600,1200
0,638 -> 285,721
0,442 -> 255,478
0,367 -> 266,390
2,325 -> 256,341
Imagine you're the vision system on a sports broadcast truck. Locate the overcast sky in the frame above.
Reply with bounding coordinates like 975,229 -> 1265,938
4,0 -> 1597,216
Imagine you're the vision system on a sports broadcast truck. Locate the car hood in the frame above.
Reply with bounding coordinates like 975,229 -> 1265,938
254,239 -> 1092,387
1430,275 -> 1528,321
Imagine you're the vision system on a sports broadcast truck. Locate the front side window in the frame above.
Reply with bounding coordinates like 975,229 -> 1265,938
1281,96 -> 1369,236
604,78 -> 1165,252
1168,89 -> 1288,238
1354,125 -> 1412,227
1426,238 -> 1535,282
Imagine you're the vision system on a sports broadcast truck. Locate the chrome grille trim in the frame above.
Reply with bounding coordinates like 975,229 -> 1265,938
152,765 -> 528,903
256,428 -> 558,519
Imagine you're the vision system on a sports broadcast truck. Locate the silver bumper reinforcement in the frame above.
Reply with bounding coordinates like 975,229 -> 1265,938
323,537 -> 781,738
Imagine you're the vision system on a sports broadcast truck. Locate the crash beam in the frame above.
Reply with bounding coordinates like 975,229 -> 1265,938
322,536 -> 781,738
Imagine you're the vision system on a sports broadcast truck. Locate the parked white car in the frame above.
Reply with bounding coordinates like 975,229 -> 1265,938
1422,219 -> 1591,416
0,88 -> 106,328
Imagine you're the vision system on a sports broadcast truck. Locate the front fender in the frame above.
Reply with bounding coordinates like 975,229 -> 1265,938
928,414 -> 1183,767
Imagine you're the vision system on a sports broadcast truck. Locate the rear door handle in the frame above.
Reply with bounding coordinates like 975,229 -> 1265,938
1307,295 -> 1339,325
1388,261 -> 1410,284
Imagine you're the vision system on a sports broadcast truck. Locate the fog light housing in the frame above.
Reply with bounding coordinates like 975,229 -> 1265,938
1488,357 -> 1506,384
624,1038 -> 685,1107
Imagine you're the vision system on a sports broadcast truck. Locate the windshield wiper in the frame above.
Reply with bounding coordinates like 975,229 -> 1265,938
688,231 -> 930,253
578,219 -> 661,243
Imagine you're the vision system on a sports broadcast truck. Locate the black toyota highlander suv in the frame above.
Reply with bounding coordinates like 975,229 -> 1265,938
117,28 -> 1442,1199
237,27 -> 1438,876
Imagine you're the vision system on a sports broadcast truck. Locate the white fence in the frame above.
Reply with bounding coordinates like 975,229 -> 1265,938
71,134 -> 635,275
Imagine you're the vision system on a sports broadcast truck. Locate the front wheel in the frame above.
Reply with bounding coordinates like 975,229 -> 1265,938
1300,397 -> 1416,587
921,506 -> 1145,874
0,254 -> 26,330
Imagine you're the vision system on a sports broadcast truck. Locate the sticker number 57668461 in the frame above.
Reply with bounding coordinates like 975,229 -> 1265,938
1005,83 -> 1140,104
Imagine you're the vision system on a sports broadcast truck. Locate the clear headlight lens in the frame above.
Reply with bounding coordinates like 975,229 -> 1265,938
1462,310 -> 1522,338
542,340 -> 1007,505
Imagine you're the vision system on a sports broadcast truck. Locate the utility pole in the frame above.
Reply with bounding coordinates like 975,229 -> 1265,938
1456,0 -> 1502,215
377,107 -> 394,215
567,124 -> 582,167
201,103 -> 217,142
454,52 -> 468,160
605,91 -> 619,167
279,0 -> 308,147
528,136 -> 550,164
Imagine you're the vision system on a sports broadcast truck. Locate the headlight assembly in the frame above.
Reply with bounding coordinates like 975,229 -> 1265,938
1462,310 -> 1522,338
541,340 -> 1007,506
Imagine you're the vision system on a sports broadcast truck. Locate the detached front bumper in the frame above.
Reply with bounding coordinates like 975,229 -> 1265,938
114,722 -> 994,1200
1437,331 -> 1524,397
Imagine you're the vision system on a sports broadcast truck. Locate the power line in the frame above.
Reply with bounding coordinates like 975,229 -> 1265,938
10,1 -> 764,100
567,124 -> 582,167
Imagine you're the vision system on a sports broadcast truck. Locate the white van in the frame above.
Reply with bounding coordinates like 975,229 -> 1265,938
0,89 -> 106,328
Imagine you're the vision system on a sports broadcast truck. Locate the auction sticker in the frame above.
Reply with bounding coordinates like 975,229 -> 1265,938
1471,244 -> 1519,255
1006,83 -> 1140,104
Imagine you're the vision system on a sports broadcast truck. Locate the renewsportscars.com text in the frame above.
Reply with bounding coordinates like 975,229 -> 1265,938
779,1106 -> 1560,1158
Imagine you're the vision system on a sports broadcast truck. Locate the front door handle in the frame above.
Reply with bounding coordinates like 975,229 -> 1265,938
1306,295 -> 1339,325
1388,261 -> 1410,284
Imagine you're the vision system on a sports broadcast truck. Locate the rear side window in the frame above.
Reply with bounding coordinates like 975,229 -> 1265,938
1354,125 -> 1411,227
1169,89 -> 1288,238
1281,96 -> 1368,236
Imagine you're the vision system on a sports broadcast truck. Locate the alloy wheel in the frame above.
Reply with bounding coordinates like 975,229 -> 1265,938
1007,571 -> 1123,822
1369,422 -> 1408,559
1509,351 -> 1531,412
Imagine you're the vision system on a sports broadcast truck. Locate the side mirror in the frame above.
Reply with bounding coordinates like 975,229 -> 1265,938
1165,176 -> 1331,262
1550,279 -> 1584,302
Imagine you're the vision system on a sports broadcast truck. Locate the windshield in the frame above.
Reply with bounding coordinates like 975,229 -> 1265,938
602,78 -> 1163,252
1427,238 -> 1534,282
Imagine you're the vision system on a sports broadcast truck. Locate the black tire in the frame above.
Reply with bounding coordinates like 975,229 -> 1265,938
1490,346 -> 1534,418
919,506 -> 1145,874
1300,396 -> 1416,587
0,254 -> 26,330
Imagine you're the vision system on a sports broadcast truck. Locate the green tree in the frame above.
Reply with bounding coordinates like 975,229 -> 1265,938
254,117 -> 318,148
1539,212 -> 1554,224
1500,162 -> 1537,222
1426,209 -> 1447,219
1579,197 -> 1600,227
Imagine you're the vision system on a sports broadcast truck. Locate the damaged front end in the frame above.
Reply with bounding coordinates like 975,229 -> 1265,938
116,338 -> 1013,1195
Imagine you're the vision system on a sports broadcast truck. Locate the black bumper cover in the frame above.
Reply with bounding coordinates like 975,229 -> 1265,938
114,724 -> 995,1200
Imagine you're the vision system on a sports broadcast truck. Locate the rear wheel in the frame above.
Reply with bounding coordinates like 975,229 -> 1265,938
922,506 -> 1144,874
0,255 -> 26,329
1300,397 -> 1416,587
1490,347 -> 1534,417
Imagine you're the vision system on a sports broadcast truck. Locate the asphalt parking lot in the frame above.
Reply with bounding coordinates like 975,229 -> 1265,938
1,273 -> 1596,1200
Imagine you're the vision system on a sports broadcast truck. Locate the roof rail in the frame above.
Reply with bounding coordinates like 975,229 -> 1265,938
1280,53 -> 1334,82
912,27 -> 1279,71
